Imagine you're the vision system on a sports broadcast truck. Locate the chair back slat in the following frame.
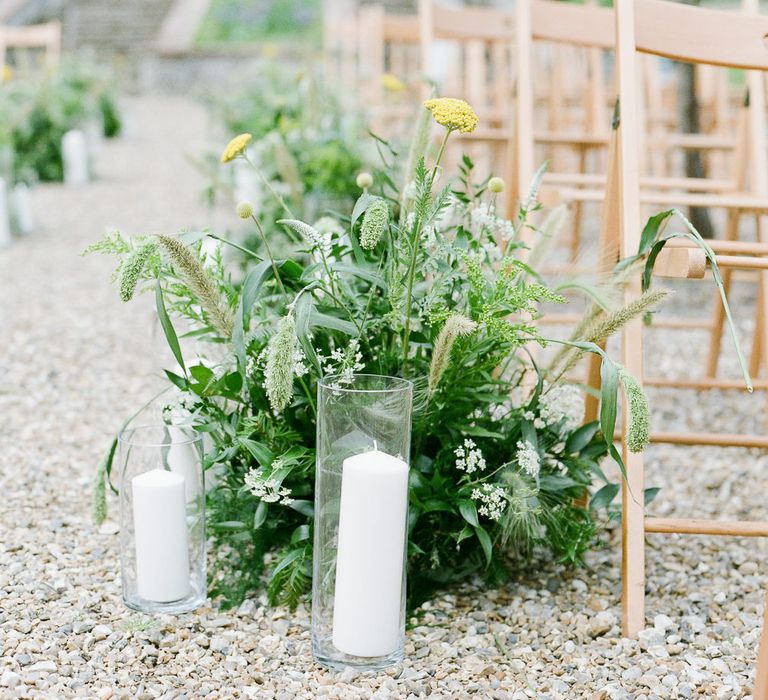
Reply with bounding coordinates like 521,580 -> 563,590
531,0 -> 614,49
429,4 -> 513,42
634,0 -> 768,69
382,14 -> 420,43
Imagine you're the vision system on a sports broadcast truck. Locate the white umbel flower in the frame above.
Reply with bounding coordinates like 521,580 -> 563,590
538,384 -> 584,432
244,460 -> 294,505
516,440 -> 540,479
454,438 -> 487,474
471,484 -> 507,521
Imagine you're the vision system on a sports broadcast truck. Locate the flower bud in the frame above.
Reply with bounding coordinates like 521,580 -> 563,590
237,201 -> 254,219
356,172 -> 373,189
488,177 -> 505,194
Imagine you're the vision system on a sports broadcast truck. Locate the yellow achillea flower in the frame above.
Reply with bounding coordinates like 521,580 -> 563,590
1,64 -> 13,82
220,133 -> 253,163
423,97 -> 478,134
381,73 -> 406,92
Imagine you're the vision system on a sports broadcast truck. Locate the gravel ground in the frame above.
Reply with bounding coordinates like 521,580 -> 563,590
1,95 -> 767,699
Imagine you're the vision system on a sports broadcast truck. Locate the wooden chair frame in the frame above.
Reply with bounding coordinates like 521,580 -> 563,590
600,0 -> 768,648
0,21 -> 61,77
516,0 -> 768,386
511,0 -> 614,245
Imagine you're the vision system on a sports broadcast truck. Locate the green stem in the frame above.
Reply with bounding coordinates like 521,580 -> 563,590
297,376 -> 317,418
243,154 -> 296,221
251,214 -> 289,305
400,239 -> 420,374
429,130 -> 452,187
313,286 -> 361,333
402,129 -> 453,375
206,233 -> 262,261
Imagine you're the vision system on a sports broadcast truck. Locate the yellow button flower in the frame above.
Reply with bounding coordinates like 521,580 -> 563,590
1,64 -> 13,82
423,97 -> 479,134
381,73 -> 406,92
220,133 -> 253,163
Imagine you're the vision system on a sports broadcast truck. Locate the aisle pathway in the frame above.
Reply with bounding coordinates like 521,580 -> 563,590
0,95 -> 766,699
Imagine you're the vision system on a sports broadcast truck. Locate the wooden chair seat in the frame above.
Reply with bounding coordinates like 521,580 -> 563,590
660,132 -> 737,151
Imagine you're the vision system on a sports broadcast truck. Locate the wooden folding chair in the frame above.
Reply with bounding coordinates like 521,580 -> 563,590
0,22 -> 61,78
522,0 -> 768,386
756,591 -> 768,699
357,6 -> 420,137
600,0 -> 768,637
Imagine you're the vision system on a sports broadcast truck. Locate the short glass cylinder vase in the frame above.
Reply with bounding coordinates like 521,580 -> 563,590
312,374 -> 413,671
118,425 -> 206,614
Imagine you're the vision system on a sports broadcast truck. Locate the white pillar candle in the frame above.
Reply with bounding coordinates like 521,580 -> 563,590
132,469 -> 190,602
166,426 -> 202,503
332,449 -> 409,657
62,130 -> 89,186
10,183 -> 33,235
0,178 -> 11,249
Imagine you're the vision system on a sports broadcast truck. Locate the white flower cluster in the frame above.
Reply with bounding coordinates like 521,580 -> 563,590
244,460 -> 294,505
488,401 -> 512,422
161,392 -> 199,422
317,338 -> 364,388
313,216 -> 345,256
469,203 -> 515,241
454,438 -> 487,474
516,440 -> 540,479
471,483 -> 507,521
539,385 -> 584,432
249,343 -> 308,381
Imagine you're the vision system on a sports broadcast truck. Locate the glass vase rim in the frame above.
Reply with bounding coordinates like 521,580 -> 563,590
317,373 -> 413,394
118,424 -> 202,448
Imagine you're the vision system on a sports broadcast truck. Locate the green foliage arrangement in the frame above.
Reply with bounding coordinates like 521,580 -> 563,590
89,98 -> 664,610
199,68 -> 374,231
0,60 -> 122,184
196,0 -> 321,46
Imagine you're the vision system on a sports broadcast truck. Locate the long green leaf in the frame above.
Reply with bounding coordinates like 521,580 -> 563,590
459,500 -> 479,527
635,209 -> 752,392
309,310 -> 357,335
293,293 -> 320,373
473,525 -> 493,568
155,280 -> 185,376
544,338 -> 626,478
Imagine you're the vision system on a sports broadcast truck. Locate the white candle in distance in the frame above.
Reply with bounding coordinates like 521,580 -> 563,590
132,469 -> 190,603
62,130 -> 89,186
0,177 -> 11,249
332,448 -> 409,658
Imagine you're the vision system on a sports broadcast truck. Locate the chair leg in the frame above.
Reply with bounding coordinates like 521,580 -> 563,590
750,279 -> 765,379
751,215 -> 768,379
622,433 -> 646,636
622,313 -> 646,638
755,587 -> 768,700
569,145 -> 588,262
584,345 -> 604,423
706,209 -> 740,378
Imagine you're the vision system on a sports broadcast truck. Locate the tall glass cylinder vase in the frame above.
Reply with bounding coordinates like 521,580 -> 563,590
118,425 -> 206,614
312,374 -> 413,671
